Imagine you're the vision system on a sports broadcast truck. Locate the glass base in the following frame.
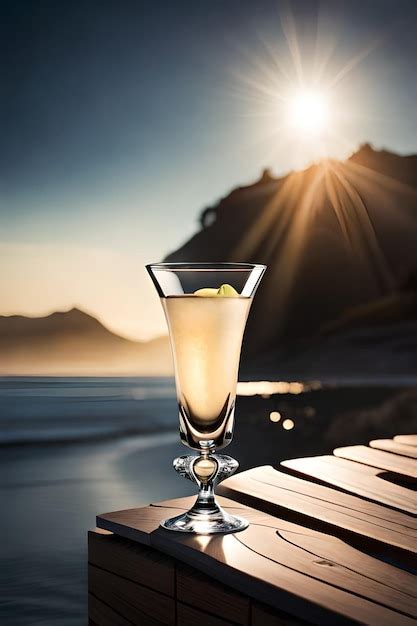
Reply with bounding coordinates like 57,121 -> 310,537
161,506 -> 248,534
161,451 -> 249,534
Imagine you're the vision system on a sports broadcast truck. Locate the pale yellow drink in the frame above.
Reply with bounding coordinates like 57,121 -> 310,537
162,295 -> 251,449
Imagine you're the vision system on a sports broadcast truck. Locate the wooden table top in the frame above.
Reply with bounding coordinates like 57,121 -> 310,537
218,465 -> 417,556
97,495 -> 416,626
96,434 -> 417,625
281,455 -> 416,515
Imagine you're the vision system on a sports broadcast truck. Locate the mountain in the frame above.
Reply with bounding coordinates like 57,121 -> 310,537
4,144 -> 417,378
320,290 -> 417,336
0,308 -> 172,375
165,144 -> 417,359
349,143 -> 417,187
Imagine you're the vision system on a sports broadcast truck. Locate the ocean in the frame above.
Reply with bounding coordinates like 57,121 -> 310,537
0,377 -> 179,446
1,376 -> 416,625
0,377 -> 192,626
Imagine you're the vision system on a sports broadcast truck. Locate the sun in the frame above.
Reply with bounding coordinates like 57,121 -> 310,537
287,89 -> 330,134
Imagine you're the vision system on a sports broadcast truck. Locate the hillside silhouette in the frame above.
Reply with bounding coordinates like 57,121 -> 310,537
0,308 -> 171,375
166,144 -> 417,363
3,144 -> 417,377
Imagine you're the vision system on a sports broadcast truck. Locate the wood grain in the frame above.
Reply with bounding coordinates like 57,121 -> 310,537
251,601 -> 309,625
370,439 -> 417,459
97,496 -> 417,626
218,465 -> 417,555
237,525 -> 416,615
281,455 -> 417,515
88,529 -> 175,596
333,445 -> 417,479
95,506 -> 164,545
395,434 -> 417,446
177,602 -> 235,626
177,562 -> 249,625
89,564 -> 174,625
88,594 -> 132,626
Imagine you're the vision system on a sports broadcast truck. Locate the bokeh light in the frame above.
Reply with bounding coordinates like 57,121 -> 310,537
269,411 -> 281,422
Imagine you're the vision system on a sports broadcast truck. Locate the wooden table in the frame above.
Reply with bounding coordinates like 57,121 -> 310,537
89,434 -> 417,625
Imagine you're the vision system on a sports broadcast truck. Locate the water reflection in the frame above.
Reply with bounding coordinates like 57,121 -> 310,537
237,380 -> 321,396
233,383 -> 417,476
239,380 -> 322,431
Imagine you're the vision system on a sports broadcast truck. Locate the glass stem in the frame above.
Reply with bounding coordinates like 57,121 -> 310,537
191,445 -> 221,515
194,481 -> 217,513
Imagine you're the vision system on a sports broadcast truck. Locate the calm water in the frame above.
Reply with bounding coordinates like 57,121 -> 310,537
1,377 -> 416,625
0,377 -> 178,445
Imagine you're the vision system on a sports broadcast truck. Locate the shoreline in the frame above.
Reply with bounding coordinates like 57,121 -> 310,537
0,431 -> 195,626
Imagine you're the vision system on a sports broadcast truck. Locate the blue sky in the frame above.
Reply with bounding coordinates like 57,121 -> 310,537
1,0 -> 417,339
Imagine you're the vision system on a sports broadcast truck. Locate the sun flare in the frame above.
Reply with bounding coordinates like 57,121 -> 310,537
287,89 -> 330,134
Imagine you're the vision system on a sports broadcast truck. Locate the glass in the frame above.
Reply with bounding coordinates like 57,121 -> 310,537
147,262 -> 265,534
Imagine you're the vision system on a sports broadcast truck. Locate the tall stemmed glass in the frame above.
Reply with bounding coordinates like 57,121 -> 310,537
147,263 -> 265,534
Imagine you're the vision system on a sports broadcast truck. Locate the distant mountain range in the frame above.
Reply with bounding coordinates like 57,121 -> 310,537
0,308 -> 172,375
166,144 -> 417,367
3,144 -> 417,377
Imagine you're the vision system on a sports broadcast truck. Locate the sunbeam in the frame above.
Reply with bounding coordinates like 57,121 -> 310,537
326,36 -> 385,89
223,1 -> 406,351
228,0 -> 394,171
279,3 -> 304,84
326,160 -> 395,290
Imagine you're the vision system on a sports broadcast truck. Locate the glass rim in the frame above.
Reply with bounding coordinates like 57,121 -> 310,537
146,262 -> 266,272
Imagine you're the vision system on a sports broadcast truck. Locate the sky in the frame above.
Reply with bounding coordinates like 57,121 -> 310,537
1,0 -> 417,340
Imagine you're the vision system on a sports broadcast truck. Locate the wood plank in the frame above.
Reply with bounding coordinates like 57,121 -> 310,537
97,496 -> 416,625
281,455 -> 417,515
150,519 -> 417,626
177,562 -> 249,625
333,445 -> 417,479
251,601 -> 307,625
161,537 -> 415,626
177,602 -> 234,626
218,466 -> 417,556
88,529 -> 175,596
237,525 -> 416,610
370,439 -> 417,459
88,593 -> 132,626
89,564 -> 174,625
95,506 -> 164,544
395,434 -> 417,446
